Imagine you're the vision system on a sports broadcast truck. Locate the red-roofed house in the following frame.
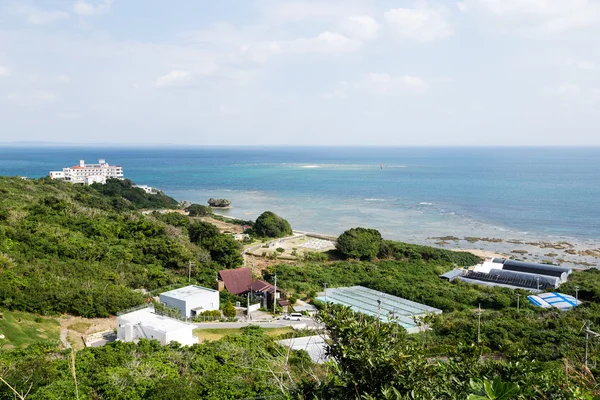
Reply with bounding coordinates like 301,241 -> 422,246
218,268 -> 253,295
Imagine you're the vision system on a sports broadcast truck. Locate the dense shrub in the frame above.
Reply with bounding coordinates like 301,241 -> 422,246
336,227 -> 382,260
186,204 -> 213,217
253,211 -> 292,238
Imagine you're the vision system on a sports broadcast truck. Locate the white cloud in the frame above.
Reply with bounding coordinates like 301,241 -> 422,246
558,83 -> 581,95
340,16 -> 381,40
262,1 -> 367,23
73,0 -> 112,16
7,91 -> 57,106
459,0 -> 600,34
363,73 -> 429,92
566,58 -> 596,70
154,70 -> 191,88
288,32 -> 362,54
239,42 -> 281,64
0,65 -> 10,77
57,74 -> 71,83
10,4 -> 69,25
320,81 -> 350,99
384,3 -> 454,42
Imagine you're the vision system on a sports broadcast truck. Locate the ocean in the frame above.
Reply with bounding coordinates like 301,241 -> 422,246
1,146 -> 599,262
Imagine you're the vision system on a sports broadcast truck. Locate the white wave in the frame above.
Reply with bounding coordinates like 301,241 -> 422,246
365,198 -> 386,202
301,165 -> 320,168
419,202 -> 434,206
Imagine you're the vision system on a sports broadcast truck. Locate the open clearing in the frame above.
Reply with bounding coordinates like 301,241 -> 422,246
194,327 -> 293,343
0,309 -> 60,348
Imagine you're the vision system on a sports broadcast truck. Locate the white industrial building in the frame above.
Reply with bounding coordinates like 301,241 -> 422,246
159,285 -> 220,318
49,159 -> 124,185
116,306 -> 197,346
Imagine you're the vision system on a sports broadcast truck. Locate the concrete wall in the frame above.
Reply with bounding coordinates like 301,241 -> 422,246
165,326 -> 197,346
159,295 -> 187,317
160,290 -> 220,318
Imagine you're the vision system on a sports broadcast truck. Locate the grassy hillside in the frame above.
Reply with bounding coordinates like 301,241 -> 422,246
0,309 -> 60,348
0,177 -> 230,317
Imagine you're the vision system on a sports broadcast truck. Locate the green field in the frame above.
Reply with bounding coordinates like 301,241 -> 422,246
194,326 -> 293,342
0,309 -> 60,348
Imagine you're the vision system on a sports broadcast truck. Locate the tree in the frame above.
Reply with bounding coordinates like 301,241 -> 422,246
223,301 -> 236,318
253,211 -> 292,238
186,204 -> 213,217
336,227 -> 382,260
203,235 -> 243,268
188,221 -> 220,245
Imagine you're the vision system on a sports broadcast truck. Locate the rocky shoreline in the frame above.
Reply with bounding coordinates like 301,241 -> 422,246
428,235 -> 600,269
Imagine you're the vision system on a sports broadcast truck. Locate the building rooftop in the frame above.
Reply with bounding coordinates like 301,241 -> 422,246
219,268 -> 253,295
315,286 -> 441,332
160,285 -> 218,300
118,307 -> 194,333
528,292 -> 582,310
277,335 -> 328,364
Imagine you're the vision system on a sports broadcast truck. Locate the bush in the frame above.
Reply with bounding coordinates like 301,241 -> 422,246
336,227 -> 382,260
222,301 -> 236,318
253,211 -> 292,238
186,204 -> 213,217
276,247 -> 285,253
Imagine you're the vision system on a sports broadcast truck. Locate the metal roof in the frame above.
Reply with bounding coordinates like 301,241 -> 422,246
219,268 -> 253,295
440,269 -> 464,281
160,285 -> 217,300
315,286 -> 441,332
502,259 -> 572,280
528,292 -> 581,310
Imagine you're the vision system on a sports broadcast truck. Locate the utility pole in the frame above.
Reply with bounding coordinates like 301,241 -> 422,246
535,276 -> 540,291
476,303 -> 482,344
516,293 -> 521,312
188,261 -> 195,283
273,274 -> 277,314
323,282 -> 328,303
583,321 -> 600,369
575,286 -> 580,302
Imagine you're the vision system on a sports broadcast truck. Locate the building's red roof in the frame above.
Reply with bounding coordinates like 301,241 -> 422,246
218,268 -> 252,295
249,279 -> 283,295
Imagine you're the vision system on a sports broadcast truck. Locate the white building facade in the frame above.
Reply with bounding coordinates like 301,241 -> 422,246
159,285 -> 220,318
116,307 -> 197,346
49,159 -> 123,185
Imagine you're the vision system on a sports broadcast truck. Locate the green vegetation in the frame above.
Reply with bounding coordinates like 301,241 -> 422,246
0,309 -> 60,348
253,211 -> 292,238
185,204 -> 213,217
193,326 -> 294,342
90,178 -> 178,209
0,177 -> 242,317
336,227 -> 382,260
222,301 -> 236,318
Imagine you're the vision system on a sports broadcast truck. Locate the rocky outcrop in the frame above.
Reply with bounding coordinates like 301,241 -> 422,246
208,198 -> 231,208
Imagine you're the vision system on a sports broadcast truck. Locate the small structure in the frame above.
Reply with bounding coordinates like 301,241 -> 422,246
315,286 -> 442,334
528,292 -> 582,311
49,159 -> 123,185
293,303 -> 319,316
439,269 -> 464,282
277,335 -> 329,364
218,268 -> 253,295
159,285 -> 219,318
133,184 -> 156,194
250,280 -> 284,309
116,306 -> 196,346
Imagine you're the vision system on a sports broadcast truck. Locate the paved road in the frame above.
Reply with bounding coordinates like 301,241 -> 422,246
194,318 -> 322,330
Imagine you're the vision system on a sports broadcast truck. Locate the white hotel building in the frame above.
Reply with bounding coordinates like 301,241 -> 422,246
49,159 -> 124,185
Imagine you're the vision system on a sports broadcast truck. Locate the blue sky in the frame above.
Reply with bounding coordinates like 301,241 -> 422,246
0,0 -> 599,146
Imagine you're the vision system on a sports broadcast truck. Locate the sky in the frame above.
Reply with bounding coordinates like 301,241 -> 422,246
0,0 -> 599,146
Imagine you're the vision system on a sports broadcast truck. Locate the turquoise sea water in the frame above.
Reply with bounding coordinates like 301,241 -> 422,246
1,147 -> 599,246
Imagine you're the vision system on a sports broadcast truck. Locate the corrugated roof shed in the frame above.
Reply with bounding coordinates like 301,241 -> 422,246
440,269 -> 464,281
219,268 -> 253,295
502,259 -> 571,281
